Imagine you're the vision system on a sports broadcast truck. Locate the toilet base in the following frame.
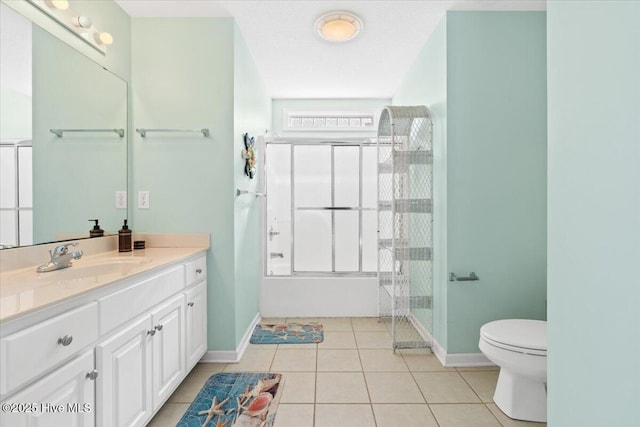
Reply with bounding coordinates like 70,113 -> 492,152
494,369 -> 547,423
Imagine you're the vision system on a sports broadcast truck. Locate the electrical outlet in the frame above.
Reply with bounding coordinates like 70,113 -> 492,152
138,191 -> 150,209
115,191 -> 127,209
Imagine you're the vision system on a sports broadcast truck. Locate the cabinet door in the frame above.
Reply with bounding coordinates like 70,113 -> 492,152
96,316 -> 153,427
185,281 -> 208,369
151,294 -> 185,409
0,350 -> 95,427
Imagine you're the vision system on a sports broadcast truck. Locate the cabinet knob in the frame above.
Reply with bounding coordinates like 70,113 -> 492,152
147,329 -> 156,336
57,335 -> 73,346
155,324 -> 163,331
86,370 -> 99,380
196,268 -> 203,274
188,302 -> 195,307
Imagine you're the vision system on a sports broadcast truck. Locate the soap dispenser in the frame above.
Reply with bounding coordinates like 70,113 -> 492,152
118,219 -> 132,252
89,219 -> 104,238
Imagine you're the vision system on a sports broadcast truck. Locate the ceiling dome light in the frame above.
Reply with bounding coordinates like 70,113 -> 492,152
316,11 -> 363,42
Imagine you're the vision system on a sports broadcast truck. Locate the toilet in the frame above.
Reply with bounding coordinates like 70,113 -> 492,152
479,319 -> 547,423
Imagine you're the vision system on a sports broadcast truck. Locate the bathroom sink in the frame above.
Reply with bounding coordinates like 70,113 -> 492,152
57,258 -> 151,280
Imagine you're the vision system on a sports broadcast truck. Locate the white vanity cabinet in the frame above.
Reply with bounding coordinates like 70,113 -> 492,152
96,315 -> 153,427
185,257 -> 207,370
0,251 -> 208,427
151,294 -> 186,409
185,281 -> 207,370
0,350 -> 96,427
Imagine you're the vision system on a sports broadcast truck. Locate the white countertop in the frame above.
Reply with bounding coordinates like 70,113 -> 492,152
0,247 -> 207,322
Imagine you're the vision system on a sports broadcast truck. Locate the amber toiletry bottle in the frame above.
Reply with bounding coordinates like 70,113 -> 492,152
118,219 -> 132,252
89,219 -> 104,237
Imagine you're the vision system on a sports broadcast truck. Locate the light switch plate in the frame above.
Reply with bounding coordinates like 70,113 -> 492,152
116,191 -> 127,209
138,191 -> 150,209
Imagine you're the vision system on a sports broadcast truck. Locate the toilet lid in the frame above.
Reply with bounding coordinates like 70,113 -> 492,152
481,319 -> 546,352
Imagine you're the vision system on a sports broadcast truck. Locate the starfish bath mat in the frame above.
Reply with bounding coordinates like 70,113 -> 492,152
176,372 -> 283,427
249,322 -> 324,344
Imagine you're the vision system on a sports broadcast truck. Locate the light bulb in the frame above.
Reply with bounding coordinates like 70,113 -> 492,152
46,0 -> 69,10
71,16 -> 93,29
94,32 -> 113,46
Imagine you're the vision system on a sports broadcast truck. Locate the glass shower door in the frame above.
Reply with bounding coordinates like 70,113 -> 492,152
266,141 -> 378,276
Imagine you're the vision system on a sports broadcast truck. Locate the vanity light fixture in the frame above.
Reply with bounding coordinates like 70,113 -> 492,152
72,15 -> 92,29
95,32 -> 114,46
45,0 -> 69,10
28,0 -> 113,54
316,11 -> 363,42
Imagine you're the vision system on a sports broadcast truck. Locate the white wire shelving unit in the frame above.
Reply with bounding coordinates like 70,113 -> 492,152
377,106 -> 434,351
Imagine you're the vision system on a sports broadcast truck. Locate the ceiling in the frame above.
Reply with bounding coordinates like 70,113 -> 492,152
115,0 -> 546,99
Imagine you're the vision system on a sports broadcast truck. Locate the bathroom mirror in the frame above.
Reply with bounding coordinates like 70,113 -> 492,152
0,3 -> 128,249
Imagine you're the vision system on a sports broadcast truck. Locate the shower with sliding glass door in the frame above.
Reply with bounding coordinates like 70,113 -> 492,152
260,138 -> 379,317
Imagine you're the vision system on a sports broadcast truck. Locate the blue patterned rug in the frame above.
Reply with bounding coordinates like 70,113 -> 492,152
249,323 -> 324,344
177,372 -> 283,427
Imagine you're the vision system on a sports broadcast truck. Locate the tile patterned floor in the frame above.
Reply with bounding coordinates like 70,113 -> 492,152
147,317 -> 546,427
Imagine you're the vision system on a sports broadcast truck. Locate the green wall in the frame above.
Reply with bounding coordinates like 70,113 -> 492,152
132,18 -> 271,352
393,18 -> 448,349
233,23 -> 272,345
131,18 -> 236,351
394,11 -> 547,354
547,1 -> 640,425
446,11 -> 547,353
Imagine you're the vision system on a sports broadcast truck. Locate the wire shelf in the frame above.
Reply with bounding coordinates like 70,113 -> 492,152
377,105 -> 434,351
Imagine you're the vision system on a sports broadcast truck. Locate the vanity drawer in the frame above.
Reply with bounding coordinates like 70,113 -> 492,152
0,302 -> 98,397
99,265 -> 184,335
185,256 -> 206,286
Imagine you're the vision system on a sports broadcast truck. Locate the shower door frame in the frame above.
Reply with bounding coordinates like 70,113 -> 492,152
264,138 -> 378,277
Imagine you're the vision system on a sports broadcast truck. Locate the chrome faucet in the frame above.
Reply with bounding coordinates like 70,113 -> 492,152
36,242 -> 83,273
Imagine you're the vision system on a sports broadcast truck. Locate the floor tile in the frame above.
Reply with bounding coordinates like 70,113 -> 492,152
168,369 -> 212,403
318,331 -> 357,349
146,403 -> 189,426
316,372 -> 370,403
317,317 -> 353,331
317,349 -> 362,371
351,317 -> 389,331
486,403 -> 547,426
430,403 -> 501,427
413,372 -> 482,403
278,372 -> 316,403
271,348 -> 317,372
224,348 -> 275,372
193,362 -> 227,373
359,349 -> 408,371
247,342 -> 279,350
372,404 -> 439,427
459,371 -> 499,402
315,404 -> 376,427
400,348 -> 454,371
278,342 -> 318,349
273,404 -> 314,427
456,365 -> 499,372
354,331 -> 392,349
365,372 -> 425,403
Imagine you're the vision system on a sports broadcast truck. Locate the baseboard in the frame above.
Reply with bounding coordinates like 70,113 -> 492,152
200,312 -> 262,363
406,313 -> 494,368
